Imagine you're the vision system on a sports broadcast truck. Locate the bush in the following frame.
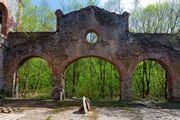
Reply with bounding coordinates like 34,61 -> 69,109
0,89 -> 10,100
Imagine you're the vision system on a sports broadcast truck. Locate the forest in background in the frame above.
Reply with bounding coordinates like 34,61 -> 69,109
15,0 -> 180,100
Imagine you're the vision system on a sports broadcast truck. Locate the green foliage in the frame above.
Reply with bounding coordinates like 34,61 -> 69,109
130,1 -> 180,33
17,58 -> 52,98
0,90 -> 10,100
86,0 -> 99,6
104,0 -> 123,14
19,0 -> 55,32
61,0 -> 99,13
65,57 -> 120,100
132,60 -> 167,100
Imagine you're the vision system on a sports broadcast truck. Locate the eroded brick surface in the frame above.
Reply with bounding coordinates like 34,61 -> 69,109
3,6 -> 180,101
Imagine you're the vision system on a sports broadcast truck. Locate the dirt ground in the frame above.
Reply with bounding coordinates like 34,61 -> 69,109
1,99 -> 180,120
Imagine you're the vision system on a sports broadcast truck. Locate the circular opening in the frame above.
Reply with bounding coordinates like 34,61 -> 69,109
86,32 -> 98,44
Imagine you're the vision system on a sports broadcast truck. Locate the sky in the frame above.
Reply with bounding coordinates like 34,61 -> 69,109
102,0 -> 160,11
32,0 -> 161,12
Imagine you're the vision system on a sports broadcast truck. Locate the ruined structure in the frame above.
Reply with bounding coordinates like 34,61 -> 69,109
0,0 -> 18,90
1,5 -> 180,101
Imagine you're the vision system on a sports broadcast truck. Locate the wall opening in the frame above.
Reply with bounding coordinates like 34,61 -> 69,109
14,57 -> 52,99
0,3 -> 7,35
132,59 -> 169,100
86,31 -> 98,44
0,10 -> 2,32
64,57 -> 121,100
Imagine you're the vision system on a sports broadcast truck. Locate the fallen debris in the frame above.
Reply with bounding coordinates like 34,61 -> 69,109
77,96 -> 91,114
0,107 -> 22,113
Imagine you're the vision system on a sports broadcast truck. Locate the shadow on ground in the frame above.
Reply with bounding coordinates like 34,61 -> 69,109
0,99 -> 180,109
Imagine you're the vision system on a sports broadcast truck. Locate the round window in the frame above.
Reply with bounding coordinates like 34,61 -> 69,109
86,32 -> 98,44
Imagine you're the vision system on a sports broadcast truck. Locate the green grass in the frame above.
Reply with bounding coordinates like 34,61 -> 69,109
15,92 -> 51,100
89,108 -> 98,120
2,96 -> 180,110
46,116 -> 52,120
48,107 -> 73,114
91,100 -> 131,107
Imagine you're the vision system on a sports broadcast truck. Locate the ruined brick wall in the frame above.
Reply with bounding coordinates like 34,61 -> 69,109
3,6 -> 180,101
0,0 -> 18,34
0,0 -> 18,90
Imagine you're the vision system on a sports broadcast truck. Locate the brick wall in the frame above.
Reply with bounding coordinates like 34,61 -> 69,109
0,0 -> 18,90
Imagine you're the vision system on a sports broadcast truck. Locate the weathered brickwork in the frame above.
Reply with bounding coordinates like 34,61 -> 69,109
0,0 -> 19,35
3,6 -> 180,101
0,1 -> 18,90
0,0 -> 18,35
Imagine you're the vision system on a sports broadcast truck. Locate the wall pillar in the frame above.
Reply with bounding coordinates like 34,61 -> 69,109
52,64 -> 65,100
0,47 -> 4,90
170,78 -> 180,101
52,74 -> 65,100
121,73 -> 132,101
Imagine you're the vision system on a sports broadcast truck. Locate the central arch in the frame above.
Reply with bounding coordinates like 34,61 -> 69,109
59,54 -> 124,100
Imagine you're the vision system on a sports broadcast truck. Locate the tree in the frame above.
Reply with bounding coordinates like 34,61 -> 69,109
104,0 -> 123,14
133,0 -> 140,11
130,1 -> 180,33
86,0 -> 99,6
65,57 -> 120,100
18,0 -> 55,32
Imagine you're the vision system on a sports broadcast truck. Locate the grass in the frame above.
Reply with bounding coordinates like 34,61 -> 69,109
2,96 -> 180,110
89,108 -> 98,120
123,107 -> 136,113
48,107 -> 73,114
155,101 -> 180,109
91,100 -> 132,107
19,92 -> 52,99
46,116 -> 52,120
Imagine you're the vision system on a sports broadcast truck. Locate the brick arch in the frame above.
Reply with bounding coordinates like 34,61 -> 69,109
128,52 -> 176,100
0,2 -> 8,35
58,53 -> 125,99
12,55 -> 55,97
60,55 -> 123,75
16,54 -> 56,75
13,54 -> 57,76
3,53 -> 58,96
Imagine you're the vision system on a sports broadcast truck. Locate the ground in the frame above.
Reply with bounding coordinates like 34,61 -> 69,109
0,99 -> 180,120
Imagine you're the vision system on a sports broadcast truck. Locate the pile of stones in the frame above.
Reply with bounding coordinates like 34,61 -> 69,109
0,107 -> 22,113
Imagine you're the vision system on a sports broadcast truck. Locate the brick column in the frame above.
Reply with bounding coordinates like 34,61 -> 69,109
121,73 -> 132,101
0,48 -> 4,90
51,60 -> 65,100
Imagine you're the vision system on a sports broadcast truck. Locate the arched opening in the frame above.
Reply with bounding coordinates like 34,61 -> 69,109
14,57 -> 52,99
0,3 -> 8,35
64,57 -> 121,100
132,59 -> 170,100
